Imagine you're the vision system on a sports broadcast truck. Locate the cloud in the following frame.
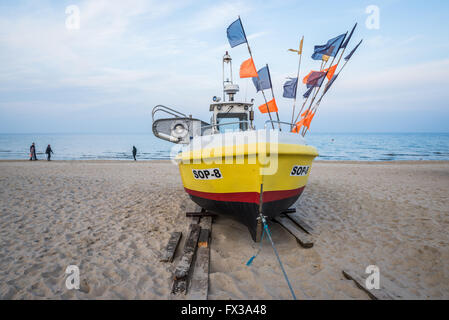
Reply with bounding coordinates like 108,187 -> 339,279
187,1 -> 251,32
1,0 -> 448,133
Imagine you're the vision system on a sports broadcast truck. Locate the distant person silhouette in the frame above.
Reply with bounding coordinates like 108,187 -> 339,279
132,146 -> 137,161
29,142 -> 37,161
45,144 -> 53,161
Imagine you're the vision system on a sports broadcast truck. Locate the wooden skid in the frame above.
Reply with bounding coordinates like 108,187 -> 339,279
186,212 -> 217,218
188,228 -> 211,300
342,269 -> 395,300
285,213 -> 315,235
172,223 -> 201,295
160,232 -> 182,263
199,216 -> 212,232
274,216 -> 313,248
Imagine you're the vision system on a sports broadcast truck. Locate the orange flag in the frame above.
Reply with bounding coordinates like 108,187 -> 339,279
303,112 -> 315,129
301,109 -> 312,117
323,64 -> 338,80
239,58 -> 258,78
291,118 -> 304,133
292,111 -> 315,133
258,98 -> 278,113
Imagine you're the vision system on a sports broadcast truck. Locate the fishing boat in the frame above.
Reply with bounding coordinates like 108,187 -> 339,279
152,52 -> 318,241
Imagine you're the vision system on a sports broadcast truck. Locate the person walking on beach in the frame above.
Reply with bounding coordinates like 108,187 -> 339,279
45,144 -> 53,161
132,146 -> 137,161
29,142 -> 37,161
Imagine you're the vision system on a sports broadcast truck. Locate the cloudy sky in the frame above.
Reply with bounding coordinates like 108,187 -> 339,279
0,0 -> 448,133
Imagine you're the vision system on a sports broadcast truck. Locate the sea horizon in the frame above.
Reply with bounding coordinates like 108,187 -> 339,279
1,132 -> 449,162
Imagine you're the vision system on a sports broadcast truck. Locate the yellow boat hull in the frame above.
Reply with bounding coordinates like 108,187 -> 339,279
176,138 -> 318,241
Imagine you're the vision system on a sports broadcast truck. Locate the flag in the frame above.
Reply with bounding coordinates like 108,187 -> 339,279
341,23 -> 357,49
311,33 -> 346,60
303,87 -> 313,98
282,77 -> 298,99
322,55 -> 330,62
304,71 -> 326,88
288,36 -> 304,55
301,109 -> 311,117
302,70 -> 316,84
291,118 -> 304,133
240,58 -> 258,78
323,64 -> 338,80
323,74 -> 339,95
258,98 -> 278,113
345,39 -> 363,61
252,66 -> 271,92
303,112 -> 315,129
227,18 -> 247,48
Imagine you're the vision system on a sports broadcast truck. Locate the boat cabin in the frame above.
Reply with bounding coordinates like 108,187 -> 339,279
152,51 -> 254,144
209,102 -> 254,133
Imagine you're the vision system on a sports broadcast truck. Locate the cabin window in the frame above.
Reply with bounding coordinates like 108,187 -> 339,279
216,113 -> 248,133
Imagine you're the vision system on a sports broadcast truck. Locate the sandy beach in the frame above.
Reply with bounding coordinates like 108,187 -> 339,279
0,160 -> 448,299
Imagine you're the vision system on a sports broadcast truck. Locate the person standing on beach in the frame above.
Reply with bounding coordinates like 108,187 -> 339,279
132,146 -> 137,161
45,144 -> 53,161
29,142 -> 37,160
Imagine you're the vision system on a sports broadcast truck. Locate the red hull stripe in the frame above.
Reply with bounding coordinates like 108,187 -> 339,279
184,186 -> 305,204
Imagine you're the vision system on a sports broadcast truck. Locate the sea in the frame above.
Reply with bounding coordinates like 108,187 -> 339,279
0,133 -> 448,161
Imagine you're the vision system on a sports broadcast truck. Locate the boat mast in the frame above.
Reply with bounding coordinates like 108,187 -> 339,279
223,51 -> 234,102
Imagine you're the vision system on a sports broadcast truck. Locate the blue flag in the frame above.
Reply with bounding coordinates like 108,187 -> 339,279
345,39 -> 363,61
311,33 -> 346,60
323,74 -> 338,95
341,23 -> 357,49
282,77 -> 298,99
227,18 -> 247,48
252,66 -> 271,92
303,87 -> 313,98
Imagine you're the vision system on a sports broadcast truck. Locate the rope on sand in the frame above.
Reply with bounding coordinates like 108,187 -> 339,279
246,215 -> 297,300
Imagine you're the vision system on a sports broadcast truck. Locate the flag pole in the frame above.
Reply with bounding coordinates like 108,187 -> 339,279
239,16 -> 275,129
290,36 -> 303,130
315,57 -> 350,108
302,24 -> 358,134
299,32 -> 348,135
292,54 -> 328,128
303,39 -> 362,137
293,93 -> 311,124
265,64 -> 281,130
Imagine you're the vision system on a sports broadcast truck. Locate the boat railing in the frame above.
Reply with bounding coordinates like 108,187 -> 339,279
264,120 -> 296,131
152,105 -> 188,121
